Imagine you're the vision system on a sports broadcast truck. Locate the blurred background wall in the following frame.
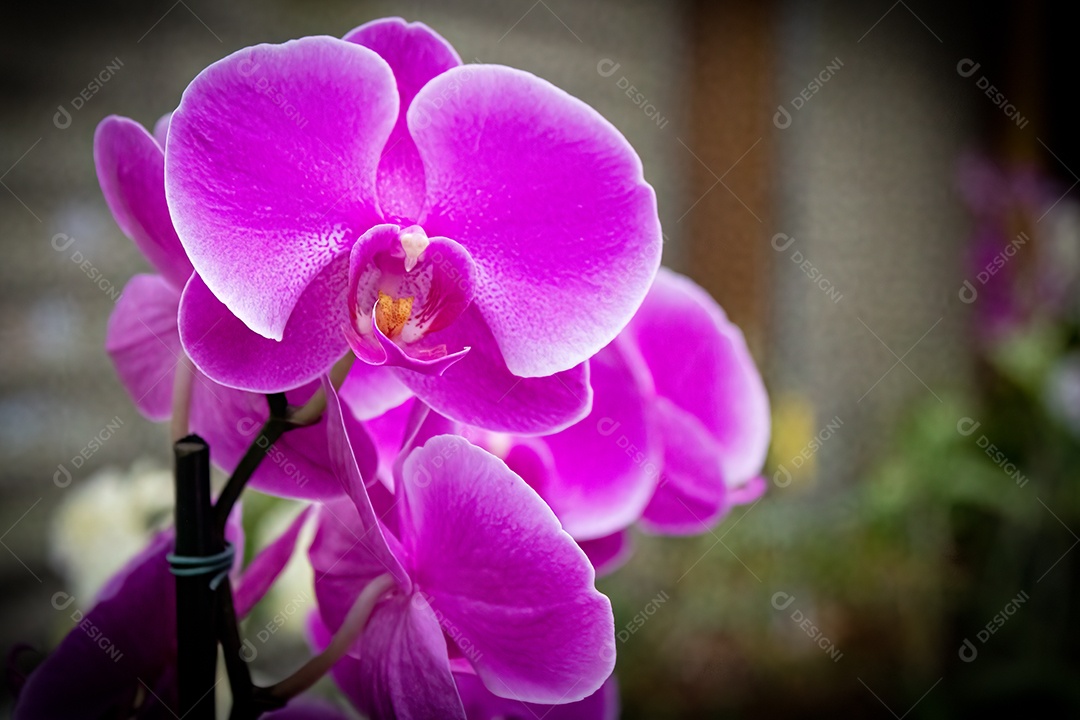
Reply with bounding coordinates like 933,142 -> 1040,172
3,0 -> 1077,717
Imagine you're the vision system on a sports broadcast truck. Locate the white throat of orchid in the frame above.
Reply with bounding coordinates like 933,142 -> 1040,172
354,225 -> 438,344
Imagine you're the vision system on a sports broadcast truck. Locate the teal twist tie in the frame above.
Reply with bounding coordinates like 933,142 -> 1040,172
167,542 -> 235,591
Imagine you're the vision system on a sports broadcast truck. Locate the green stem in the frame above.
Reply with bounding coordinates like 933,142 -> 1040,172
214,394 -> 290,535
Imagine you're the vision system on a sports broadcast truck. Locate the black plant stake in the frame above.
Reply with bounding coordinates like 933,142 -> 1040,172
172,435 -> 221,719
169,389 -> 356,720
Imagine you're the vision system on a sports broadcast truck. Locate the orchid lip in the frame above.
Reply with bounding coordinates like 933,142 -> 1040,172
372,225 -> 427,340
345,224 -> 477,374
353,224 -> 440,345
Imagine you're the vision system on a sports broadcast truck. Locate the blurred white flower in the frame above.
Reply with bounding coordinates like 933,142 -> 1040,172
1044,352 -> 1080,438
48,458 -> 173,602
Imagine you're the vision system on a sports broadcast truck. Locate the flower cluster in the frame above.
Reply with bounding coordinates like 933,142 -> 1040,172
15,17 -> 769,720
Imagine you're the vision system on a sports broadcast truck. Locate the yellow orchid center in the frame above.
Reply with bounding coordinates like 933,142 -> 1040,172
375,290 -> 414,339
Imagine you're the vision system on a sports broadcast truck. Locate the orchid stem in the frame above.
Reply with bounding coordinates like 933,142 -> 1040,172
213,393 -> 290,535
263,574 -> 395,703
171,357 -> 195,442
218,576 -> 256,720
206,366 -> 356,719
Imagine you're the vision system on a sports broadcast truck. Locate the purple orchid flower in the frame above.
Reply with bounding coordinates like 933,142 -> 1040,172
358,270 -> 768,575
602,268 -> 770,533
577,531 -> 635,577
465,268 -> 770,572
165,17 -> 662,434
359,396 -> 634,575
96,114 -> 407,499
13,507 -> 314,719
15,532 -> 183,719
308,381 -> 615,719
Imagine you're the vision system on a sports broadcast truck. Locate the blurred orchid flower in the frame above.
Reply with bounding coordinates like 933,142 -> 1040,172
957,153 -> 1080,342
14,508 -> 314,719
603,268 -> 771,533
449,269 -> 768,572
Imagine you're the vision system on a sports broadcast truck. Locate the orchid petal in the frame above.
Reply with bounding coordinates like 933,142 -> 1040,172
539,341 -> 660,539
639,398 -> 729,535
105,274 -> 182,421
152,112 -> 172,148
95,116 -> 192,289
166,36 -> 398,341
189,379 -> 344,500
399,436 -> 615,703
729,475 -> 767,506
339,361 -> 412,421
309,500 -> 400,633
14,534 -> 176,719
108,275 -> 345,499
344,17 -> 461,221
353,594 -> 466,720
412,64 -> 661,377
178,260 -> 349,393
500,439 -> 555,498
397,306 -> 591,434
13,518 -> 246,719
311,382 -> 409,631
627,268 -> 770,486
578,532 -> 633,578
456,672 -> 619,720
364,398 -> 418,487
389,400 -> 457,490
323,379 -> 397,548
